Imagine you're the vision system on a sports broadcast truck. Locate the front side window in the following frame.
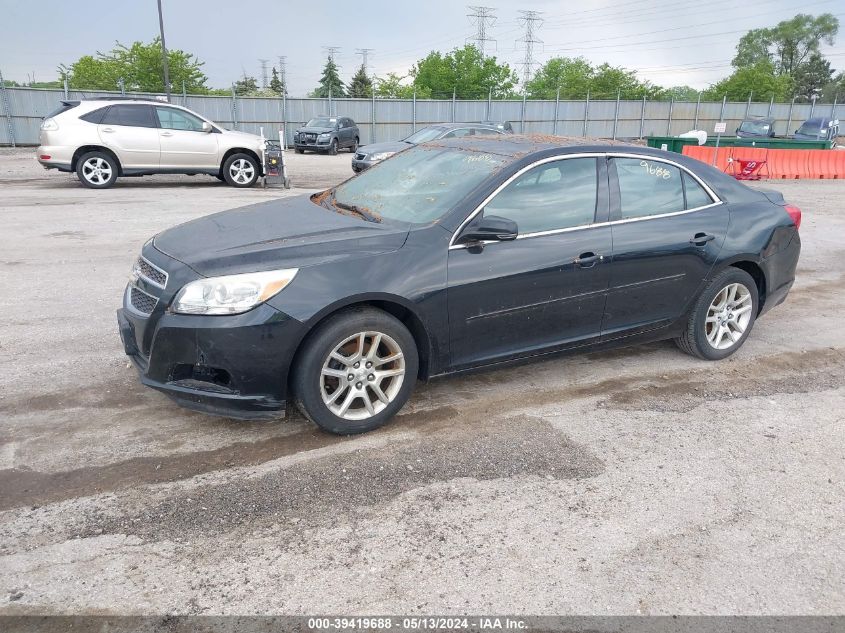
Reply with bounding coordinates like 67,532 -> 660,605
484,157 -> 598,234
331,146 -> 507,224
614,158 -> 685,219
404,127 -> 446,144
156,107 -> 205,131
101,105 -> 155,128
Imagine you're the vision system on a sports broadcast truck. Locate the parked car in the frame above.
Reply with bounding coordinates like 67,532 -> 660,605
118,135 -> 801,435
294,116 -> 359,155
793,117 -> 839,143
480,120 -> 515,133
351,122 -> 504,172
36,98 -> 269,189
735,117 -> 776,138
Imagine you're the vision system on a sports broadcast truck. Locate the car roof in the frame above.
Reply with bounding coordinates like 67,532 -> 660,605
424,122 -> 499,130
741,116 -> 775,122
801,117 -> 831,124
426,134 -> 641,157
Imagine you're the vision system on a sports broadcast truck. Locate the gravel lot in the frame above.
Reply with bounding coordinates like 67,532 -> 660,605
0,147 -> 843,615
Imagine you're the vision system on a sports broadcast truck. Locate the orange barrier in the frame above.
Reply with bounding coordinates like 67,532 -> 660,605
681,145 -> 845,179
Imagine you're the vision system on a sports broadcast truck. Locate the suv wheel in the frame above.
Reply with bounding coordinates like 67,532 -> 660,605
76,151 -> 118,189
328,139 -> 338,156
222,153 -> 259,188
350,137 -> 359,153
293,307 -> 419,435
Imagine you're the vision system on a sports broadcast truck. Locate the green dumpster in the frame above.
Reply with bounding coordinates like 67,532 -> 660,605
647,136 -> 832,153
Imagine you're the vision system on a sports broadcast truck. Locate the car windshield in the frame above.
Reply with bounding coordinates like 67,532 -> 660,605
331,146 -> 507,224
796,121 -> 823,135
739,120 -> 771,135
307,117 -> 336,128
403,127 -> 446,144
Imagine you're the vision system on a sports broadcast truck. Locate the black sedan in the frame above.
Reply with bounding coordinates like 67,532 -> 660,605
118,136 -> 801,434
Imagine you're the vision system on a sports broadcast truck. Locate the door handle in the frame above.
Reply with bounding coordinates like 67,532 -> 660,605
160,132 -> 173,137
689,232 -> 716,246
101,127 -> 114,133
574,252 -> 603,268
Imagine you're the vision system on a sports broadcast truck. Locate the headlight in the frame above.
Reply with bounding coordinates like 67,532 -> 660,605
40,118 -> 58,131
172,268 -> 298,315
318,133 -> 331,140
369,151 -> 395,161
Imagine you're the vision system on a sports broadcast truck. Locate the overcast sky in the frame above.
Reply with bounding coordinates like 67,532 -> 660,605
2,0 -> 844,95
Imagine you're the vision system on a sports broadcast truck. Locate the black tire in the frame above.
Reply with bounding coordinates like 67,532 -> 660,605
214,174 -> 225,181
222,152 -> 259,188
76,150 -> 118,189
293,307 -> 419,435
675,267 -> 759,361
349,137 -> 359,153
295,148 -> 304,154
328,139 -> 338,156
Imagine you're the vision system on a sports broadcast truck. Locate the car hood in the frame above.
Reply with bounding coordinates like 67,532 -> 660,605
297,126 -> 334,134
220,129 -> 263,144
153,195 -> 410,277
359,140 -> 409,155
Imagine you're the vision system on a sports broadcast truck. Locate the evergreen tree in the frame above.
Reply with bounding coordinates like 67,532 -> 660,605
233,75 -> 258,95
269,66 -> 286,96
348,64 -> 373,98
310,57 -> 346,98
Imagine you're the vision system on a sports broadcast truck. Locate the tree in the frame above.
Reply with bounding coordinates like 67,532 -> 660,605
665,85 -> 701,101
269,66 -> 286,96
411,45 -> 517,99
233,75 -> 258,96
64,39 -> 209,93
703,62 -> 792,101
310,56 -> 346,98
792,53 -> 833,101
821,72 -> 845,102
732,13 -> 839,76
348,64 -> 373,98
374,73 -> 419,98
590,63 -> 665,100
524,56 -> 663,100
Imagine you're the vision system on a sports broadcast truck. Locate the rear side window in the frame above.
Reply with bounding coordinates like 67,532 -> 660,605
79,106 -> 109,124
101,105 -> 156,128
614,158 -> 685,219
683,172 -> 713,209
46,101 -> 79,118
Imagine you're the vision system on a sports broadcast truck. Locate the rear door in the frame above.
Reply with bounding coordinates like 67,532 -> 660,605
602,155 -> 729,338
155,106 -> 219,169
97,104 -> 160,168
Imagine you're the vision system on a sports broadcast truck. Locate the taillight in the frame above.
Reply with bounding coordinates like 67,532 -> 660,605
784,204 -> 802,230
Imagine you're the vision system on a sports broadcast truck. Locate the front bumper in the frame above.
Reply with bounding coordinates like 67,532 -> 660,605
295,138 -> 332,151
351,158 -> 373,172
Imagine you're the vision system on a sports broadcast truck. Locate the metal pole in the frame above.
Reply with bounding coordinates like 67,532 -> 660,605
231,84 -> 238,130
328,86 -> 332,116
452,87 -> 456,123
831,95 -> 838,118
693,92 -> 701,129
371,90 -> 376,143
553,86 -> 560,136
767,95 -> 774,118
156,0 -> 171,102
282,91 -> 287,150
118,77 -> 125,96
720,95 -> 727,121
612,89 -> 620,140
639,95 -> 646,139
412,90 -> 417,133
810,97 -> 816,119
666,97 -> 674,135
487,86 -> 492,121
0,69 -> 15,148
63,75 -> 69,100
521,92 -> 526,133
182,80 -> 186,104
786,96 -> 795,135
745,91 -> 752,118
583,90 -> 590,137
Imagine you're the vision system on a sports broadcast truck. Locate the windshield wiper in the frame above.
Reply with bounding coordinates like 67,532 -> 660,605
335,200 -> 381,223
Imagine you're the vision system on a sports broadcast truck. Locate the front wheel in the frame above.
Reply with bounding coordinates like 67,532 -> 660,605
222,153 -> 259,187
349,137 -> 359,153
293,307 -> 419,435
676,268 -> 758,361
328,139 -> 338,156
76,151 -> 118,189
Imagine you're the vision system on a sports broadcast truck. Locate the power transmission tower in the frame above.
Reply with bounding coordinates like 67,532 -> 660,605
355,48 -> 374,73
277,56 -> 287,85
467,6 -> 497,57
516,10 -> 543,88
259,59 -> 270,89
322,46 -> 341,63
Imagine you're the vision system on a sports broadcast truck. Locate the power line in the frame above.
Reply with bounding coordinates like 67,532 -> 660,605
258,59 -> 269,89
516,10 -> 543,87
467,6 -> 497,57
322,46 -> 342,64
355,48 -> 374,74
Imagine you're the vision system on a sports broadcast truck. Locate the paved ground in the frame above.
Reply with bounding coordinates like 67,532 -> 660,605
0,148 -> 843,615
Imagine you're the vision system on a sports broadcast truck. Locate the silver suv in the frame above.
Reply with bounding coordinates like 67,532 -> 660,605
37,98 -> 270,189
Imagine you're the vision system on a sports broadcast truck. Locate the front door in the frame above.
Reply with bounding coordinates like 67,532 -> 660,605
602,156 -> 730,338
447,156 -> 612,369
97,104 -> 160,169
155,106 -> 219,169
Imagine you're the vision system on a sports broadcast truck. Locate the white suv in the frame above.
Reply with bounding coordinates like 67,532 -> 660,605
37,98 -> 270,189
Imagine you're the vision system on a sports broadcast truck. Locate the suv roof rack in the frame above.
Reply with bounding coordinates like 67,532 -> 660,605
86,96 -> 169,102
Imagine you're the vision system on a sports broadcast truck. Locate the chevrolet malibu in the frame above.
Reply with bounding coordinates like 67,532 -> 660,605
118,136 -> 801,434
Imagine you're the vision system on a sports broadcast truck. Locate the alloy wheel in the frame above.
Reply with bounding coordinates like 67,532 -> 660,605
82,157 -> 112,185
320,331 -> 406,420
228,158 -> 255,185
705,282 -> 753,350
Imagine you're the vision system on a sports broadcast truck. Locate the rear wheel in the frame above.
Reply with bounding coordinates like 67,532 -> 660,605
295,148 -> 304,154
222,153 -> 259,188
676,268 -> 758,361
293,307 -> 418,435
76,151 -> 118,189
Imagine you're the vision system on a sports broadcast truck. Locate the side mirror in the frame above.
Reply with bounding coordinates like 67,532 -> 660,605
201,121 -> 212,133
457,214 -> 518,244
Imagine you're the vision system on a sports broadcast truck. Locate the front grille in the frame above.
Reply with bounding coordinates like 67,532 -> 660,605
355,153 -> 366,160
134,257 -> 167,287
130,286 -> 158,315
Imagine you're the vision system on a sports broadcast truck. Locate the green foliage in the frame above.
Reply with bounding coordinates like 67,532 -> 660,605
665,85 -> 701,101
524,57 -> 663,100
64,39 -> 208,93
411,45 -> 517,99
374,73 -> 419,98
310,57 -> 346,98
821,72 -> 845,102
732,13 -> 839,75
269,67 -> 286,96
791,53 -> 833,101
348,64 -> 374,98
233,75 -> 258,96
702,62 -> 792,101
